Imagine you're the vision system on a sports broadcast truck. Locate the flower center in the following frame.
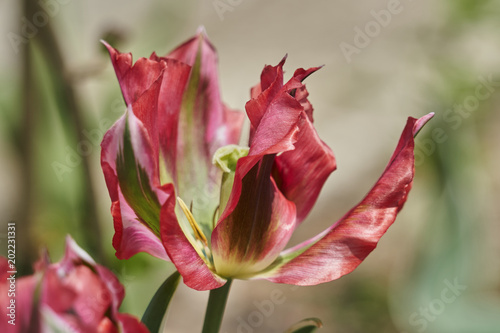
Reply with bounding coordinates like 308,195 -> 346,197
177,197 -> 214,270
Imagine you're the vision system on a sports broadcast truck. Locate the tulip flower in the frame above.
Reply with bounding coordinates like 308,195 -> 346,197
101,30 -> 433,292
0,236 -> 148,333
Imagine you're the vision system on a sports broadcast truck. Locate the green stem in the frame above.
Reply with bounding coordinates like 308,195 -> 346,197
201,279 -> 233,333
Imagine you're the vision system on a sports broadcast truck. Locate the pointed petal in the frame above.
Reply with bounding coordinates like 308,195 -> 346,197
260,55 -> 287,92
257,114 -> 434,285
250,65 -> 320,124
247,59 -> 286,139
211,60 -> 308,278
101,109 -> 170,260
61,234 -> 96,266
274,116 -> 336,223
248,63 -> 333,224
246,62 -> 322,157
160,189 -> 226,291
103,41 -> 166,107
166,32 -> 244,230
104,41 -> 193,187
290,66 -> 322,122
169,32 -> 244,169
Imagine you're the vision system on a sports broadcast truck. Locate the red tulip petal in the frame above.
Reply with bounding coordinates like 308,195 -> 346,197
105,41 -> 195,186
168,31 -> 245,174
257,114 -> 434,285
101,110 -> 171,260
111,197 -> 169,261
66,266 -> 112,328
167,32 -> 245,155
103,41 -> 165,107
60,234 -> 96,268
290,66 -> 322,122
155,58 -> 192,185
60,237 -> 127,313
115,314 -> 150,333
2,237 -> 145,332
18,277 -> 40,332
221,104 -> 245,151
248,63 -> 332,224
54,237 -> 127,330
97,317 -> 119,333
211,60 -> 311,278
274,116 -> 336,223
160,189 -> 226,291
214,93 -> 303,235
0,258 -> 40,333
212,155 -> 296,278
93,267 -> 124,319
164,31 -> 245,231
247,59 -> 286,139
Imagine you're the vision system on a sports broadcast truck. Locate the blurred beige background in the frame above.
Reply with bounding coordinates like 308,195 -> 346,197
1,0 -> 499,332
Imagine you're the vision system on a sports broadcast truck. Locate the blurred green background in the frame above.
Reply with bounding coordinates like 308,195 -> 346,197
1,0 -> 499,332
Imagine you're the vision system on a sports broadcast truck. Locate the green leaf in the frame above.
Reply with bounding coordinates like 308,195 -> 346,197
284,318 -> 323,333
141,270 -> 181,333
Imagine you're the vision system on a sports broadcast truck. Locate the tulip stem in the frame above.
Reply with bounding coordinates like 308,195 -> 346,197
201,279 -> 233,333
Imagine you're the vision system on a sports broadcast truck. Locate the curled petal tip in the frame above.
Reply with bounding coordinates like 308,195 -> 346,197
294,65 -> 323,82
413,112 -> 434,136
100,39 -> 112,51
279,54 -> 288,67
101,39 -> 118,56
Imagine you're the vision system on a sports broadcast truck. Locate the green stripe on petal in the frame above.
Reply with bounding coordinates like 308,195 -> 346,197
117,116 -> 161,236
175,36 -> 218,232
212,155 -> 297,279
168,32 -> 245,236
